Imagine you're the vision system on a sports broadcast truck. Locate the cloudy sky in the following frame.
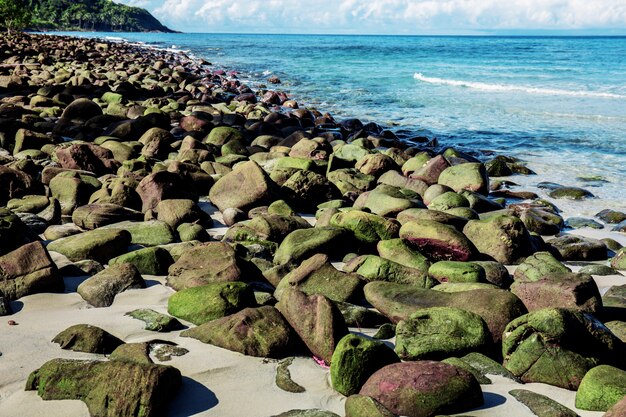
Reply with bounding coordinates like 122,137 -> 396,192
117,0 -> 626,34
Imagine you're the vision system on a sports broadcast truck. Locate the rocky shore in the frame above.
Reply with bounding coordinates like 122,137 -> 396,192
0,32 -> 625,417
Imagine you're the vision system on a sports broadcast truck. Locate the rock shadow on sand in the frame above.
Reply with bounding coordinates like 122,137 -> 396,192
167,376 -> 219,416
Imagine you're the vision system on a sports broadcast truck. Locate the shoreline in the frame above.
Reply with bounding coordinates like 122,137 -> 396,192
0,32 -> 625,417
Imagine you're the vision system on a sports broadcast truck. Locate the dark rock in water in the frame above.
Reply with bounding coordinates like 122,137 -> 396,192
166,242 -> 242,290
330,334 -> 400,396
596,209 -> 626,224
167,282 -> 256,325
575,365 -> 626,412
548,235 -> 607,261
359,361 -> 483,417
510,272 -> 602,314
46,228 -> 132,263
364,281 -> 526,345
345,394 -> 397,417
463,214 -> 537,264
276,357 -> 306,393
276,288 -> 348,364
275,254 -> 363,303
0,241 -> 63,301
52,324 -> 124,354
548,186 -> 594,200
395,307 -> 491,361
502,308 -> 623,389
125,309 -> 183,332
399,219 -> 477,262
72,203 -> 143,230
77,262 -> 145,308
509,389 -> 578,417
565,217 -> 603,229
181,306 -> 296,358
537,182 -> 564,191
209,160 -> 279,212
26,358 -> 181,417
612,219 -> 626,232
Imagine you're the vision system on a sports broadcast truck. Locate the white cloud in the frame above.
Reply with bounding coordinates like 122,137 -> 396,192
115,0 -> 626,33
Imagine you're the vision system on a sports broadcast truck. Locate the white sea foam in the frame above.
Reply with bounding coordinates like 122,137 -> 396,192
413,72 -> 626,99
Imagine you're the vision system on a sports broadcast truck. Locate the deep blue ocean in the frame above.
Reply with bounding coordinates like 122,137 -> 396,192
53,33 -> 626,216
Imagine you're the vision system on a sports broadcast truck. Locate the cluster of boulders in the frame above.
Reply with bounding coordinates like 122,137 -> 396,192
1,32 -> 625,417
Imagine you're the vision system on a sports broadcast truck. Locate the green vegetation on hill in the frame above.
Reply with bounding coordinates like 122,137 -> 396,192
26,0 -> 176,32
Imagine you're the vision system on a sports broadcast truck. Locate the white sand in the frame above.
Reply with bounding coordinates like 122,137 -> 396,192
0,207 -> 622,416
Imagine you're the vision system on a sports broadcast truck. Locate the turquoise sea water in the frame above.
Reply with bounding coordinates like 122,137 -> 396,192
54,33 -> 626,215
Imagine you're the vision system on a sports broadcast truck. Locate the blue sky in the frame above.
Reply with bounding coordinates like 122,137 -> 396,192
117,0 -> 626,35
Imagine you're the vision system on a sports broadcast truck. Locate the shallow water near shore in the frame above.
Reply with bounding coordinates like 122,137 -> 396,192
53,32 -> 626,216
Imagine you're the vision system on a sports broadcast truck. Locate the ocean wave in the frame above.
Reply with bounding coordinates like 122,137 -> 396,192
413,72 -> 626,99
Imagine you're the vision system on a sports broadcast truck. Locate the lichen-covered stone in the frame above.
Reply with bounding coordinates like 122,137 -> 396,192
438,162 -> 489,195
343,255 -> 437,288
125,309 -> 183,332
77,263 -> 145,307
100,220 -> 175,247
345,394 -> 397,417
359,361 -> 483,417
109,247 -> 174,276
400,219 -> 477,262
502,308 -> 623,389
166,242 -> 241,290
463,215 -> 536,264
182,306 -> 296,358
72,203 -> 142,230
509,389 -> 578,417
25,358 -> 181,417
167,282 -> 256,325
276,288 -> 348,364
276,357 -> 306,393
513,251 -> 571,282
330,334 -> 400,396
273,227 -> 349,266
575,365 -> 626,411
428,261 -> 486,284
395,307 -> 491,360
47,229 -> 131,263
52,324 -> 124,354
376,238 -> 430,273
330,210 -> 399,246
549,235 -> 607,261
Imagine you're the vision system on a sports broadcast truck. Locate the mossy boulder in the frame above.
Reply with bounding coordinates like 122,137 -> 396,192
395,307 -> 491,360
72,203 -> 142,230
502,308 -> 623,389
353,185 -> 415,217
330,210 -> 399,246
26,358 -> 181,417
330,334 -> 400,396
359,361 -> 483,417
209,160 -> 279,212
399,219 -> 477,262
376,238 -> 430,273
77,263 -> 145,307
575,365 -> 626,411
428,261 -> 486,284
166,242 -> 242,290
437,162 -> 489,196
100,220 -> 175,247
276,288 -> 348,364
0,241 -> 63,301
182,306 -> 296,358
513,251 -> 570,282
327,168 -> 375,195
47,229 -> 131,263
344,255 -> 437,288
125,309 -> 183,332
344,395 -> 396,417
549,186 -> 594,200
52,324 -> 124,354
509,389 -> 578,417
167,282 -> 256,325
463,215 -> 536,264
364,281 -> 526,344
549,235 -> 607,261
109,247 -> 174,276
273,227 -> 349,266
275,254 -> 363,303
155,198 -> 212,229
611,248 -> 626,270
427,191 -> 470,211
